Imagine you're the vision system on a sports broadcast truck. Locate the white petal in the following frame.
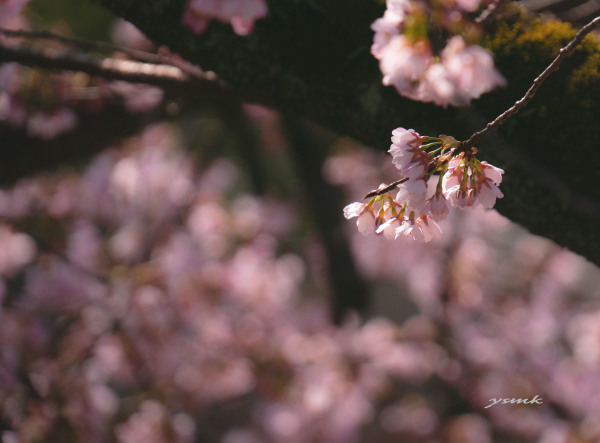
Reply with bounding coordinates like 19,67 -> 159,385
482,162 -> 504,185
357,212 -> 375,234
343,202 -> 366,219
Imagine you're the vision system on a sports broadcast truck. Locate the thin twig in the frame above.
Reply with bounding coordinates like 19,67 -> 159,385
461,15 -> 600,152
363,177 -> 409,199
0,43 -> 220,88
476,0 -> 509,26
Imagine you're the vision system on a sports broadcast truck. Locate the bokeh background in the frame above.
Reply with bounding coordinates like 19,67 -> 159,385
2,1 -> 600,442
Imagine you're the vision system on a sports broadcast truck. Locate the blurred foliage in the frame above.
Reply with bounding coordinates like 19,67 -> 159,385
28,0 -> 114,41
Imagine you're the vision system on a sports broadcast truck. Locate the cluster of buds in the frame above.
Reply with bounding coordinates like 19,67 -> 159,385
344,128 -> 503,242
371,0 -> 506,106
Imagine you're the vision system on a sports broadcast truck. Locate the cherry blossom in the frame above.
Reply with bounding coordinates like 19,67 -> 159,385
343,127 -> 504,242
395,218 -> 425,242
442,36 -> 507,102
378,36 -> 432,94
442,154 -> 504,210
370,0 -> 505,107
415,214 -> 443,241
377,215 -> 403,240
425,192 -> 450,220
343,201 -> 379,235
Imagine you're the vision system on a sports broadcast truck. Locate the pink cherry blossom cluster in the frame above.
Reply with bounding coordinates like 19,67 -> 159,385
182,0 -> 268,36
344,127 -> 503,241
371,0 -> 506,106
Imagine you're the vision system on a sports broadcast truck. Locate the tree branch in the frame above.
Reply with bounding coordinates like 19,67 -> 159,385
363,178 -> 409,199
0,42 -> 220,88
0,105 -> 163,185
282,113 -> 368,321
0,27 -> 164,64
462,14 -> 600,151
24,0 -> 600,266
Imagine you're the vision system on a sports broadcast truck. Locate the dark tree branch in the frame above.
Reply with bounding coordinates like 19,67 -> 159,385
0,27 -> 208,79
13,0 -> 599,267
282,113 -> 368,322
0,42 -> 220,88
0,105 -> 163,185
363,178 -> 409,199
0,27 -> 165,65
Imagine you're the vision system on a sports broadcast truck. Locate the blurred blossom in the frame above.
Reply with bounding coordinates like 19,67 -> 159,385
197,158 -> 240,195
222,429 -> 263,443
568,310 -> 600,365
116,400 -> 176,443
154,229 -> 206,292
260,403 -> 305,442
380,400 -> 438,436
538,423 -> 574,443
0,63 -> 23,93
25,259 -> 107,311
88,384 -> 119,417
444,414 -> 492,443
111,19 -> 155,51
0,0 -> 28,27
108,81 -> 164,113
0,224 -> 36,276
110,128 -> 194,220
109,219 -> 146,263
0,61 -> 84,139
1,115 -> 600,443
66,219 -> 102,271
187,200 -> 234,257
27,108 -> 78,140
323,148 -> 380,189
0,91 -> 27,126
371,0 -> 505,106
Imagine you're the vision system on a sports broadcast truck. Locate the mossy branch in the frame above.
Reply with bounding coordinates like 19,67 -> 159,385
75,0 -> 600,266
461,15 -> 600,151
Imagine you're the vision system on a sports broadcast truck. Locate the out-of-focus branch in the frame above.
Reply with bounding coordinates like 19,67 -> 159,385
0,40 -> 267,189
282,112 -> 368,323
0,105 -> 162,185
0,27 -> 208,80
0,27 -> 166,65
0,42 -> 221,89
